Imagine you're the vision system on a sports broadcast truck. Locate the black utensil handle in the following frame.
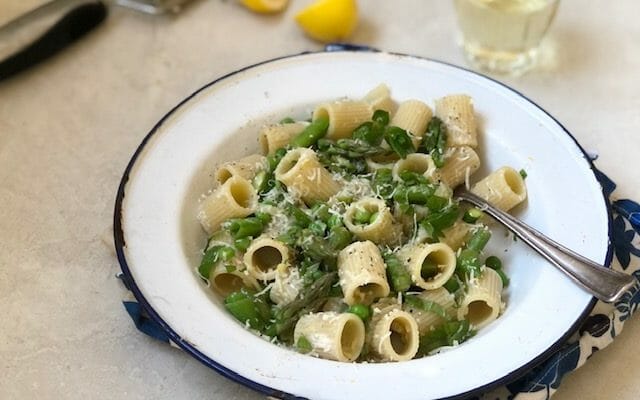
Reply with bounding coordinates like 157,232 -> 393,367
0,1 -> 107,81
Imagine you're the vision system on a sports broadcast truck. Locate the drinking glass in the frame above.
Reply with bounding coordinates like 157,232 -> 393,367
453,0 -> 560,75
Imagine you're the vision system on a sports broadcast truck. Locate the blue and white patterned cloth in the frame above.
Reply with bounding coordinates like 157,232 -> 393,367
117,168 -> 640,400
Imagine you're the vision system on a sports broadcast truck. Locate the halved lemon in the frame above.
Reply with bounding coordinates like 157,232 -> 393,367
295,0 -> 358,43
241,0 -> 288,14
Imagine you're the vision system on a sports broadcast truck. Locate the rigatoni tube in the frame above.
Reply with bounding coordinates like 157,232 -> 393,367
398,243 -> 456,290
198,175 -> 257,234
392,153 -> 437,181
435,94 -> 478,148
390,100 -> 433,147
470,166 -> 527,211
440,220 -> 473,251
431,146 -> 480,189
243,236 -> 292,281
259,122 -> 308,155
313,100 -> 373,140
338,241 -> 390,306
294,312 -> 365,362
274,148 -> 340,204
457,268 -> 504,329
369,308 -> 419,361
362,83 -> 396,115
404,288 -> 456,334
343,198 -> 402,245
209,263 -> 260,297
215,154 -> 267,185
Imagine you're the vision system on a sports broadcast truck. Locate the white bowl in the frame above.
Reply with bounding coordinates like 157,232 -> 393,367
114,51 -> 612,400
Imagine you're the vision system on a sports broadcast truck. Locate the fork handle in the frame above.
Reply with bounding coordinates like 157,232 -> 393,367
458,190 -> 637,303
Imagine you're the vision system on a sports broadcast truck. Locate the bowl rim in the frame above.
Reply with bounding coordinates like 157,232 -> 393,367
113,50 -> 612,400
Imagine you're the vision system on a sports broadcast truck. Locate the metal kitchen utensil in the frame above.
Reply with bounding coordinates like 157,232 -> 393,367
456,187 -> 637,303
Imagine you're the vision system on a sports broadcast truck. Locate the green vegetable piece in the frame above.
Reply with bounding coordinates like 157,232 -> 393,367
485,255 -> 503,270
255,211 -> 272,225
328,284 -> 344,298
466,227 -> 491,252
218,246 -> 236,262
420,204 -> 460,238
352,122 -> 384,146
353,208 -> 372,225
225,264 -> 236,273
405,185 -> 436,205
425,195 -> 448,211
228,217 -> 264,239
421,259 -> 439,280
369,211 -> 379,224
384,126 -> 415,159
280,117 -> 296,124
398,170 -> 428,186
328,226 -> 352,250
253,170 -> 271,194
198,245 -> 224,279
372,168 -> 395,199
383,252 -> 412,293
224,290 -> 270,331
347,304 -> 372,321
495,268 -> 510,287
404,295 -> 450,320
290,117 -> 330,148
418,319 -> 474,355
296,335 -> 313,353
234,237 -> 251,252
277,226 -> 301,247
300,232 -> 335,262
462,207 -> 484,224
443,276 -> 461,293
267,147 -> 288,172
287,205 -> 312,227
372,109 -> 390,126
309,220 -> 327,236
421,117 -> 448,168
271,272 -> 337,341
456,248 -> 482,278
519,169 -> 528,179
311,203 -> 331,222
327,214 -> 343,229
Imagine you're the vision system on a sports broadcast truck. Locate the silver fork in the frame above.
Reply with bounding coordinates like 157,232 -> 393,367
456,188 -> 637,303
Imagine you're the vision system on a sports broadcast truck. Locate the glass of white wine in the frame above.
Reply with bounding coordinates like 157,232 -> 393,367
453,0 -> 560,75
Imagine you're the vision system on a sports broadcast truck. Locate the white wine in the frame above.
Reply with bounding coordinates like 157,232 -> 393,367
454,0 -> 559,74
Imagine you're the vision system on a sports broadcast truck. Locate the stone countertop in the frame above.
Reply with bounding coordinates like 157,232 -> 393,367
0,1 -> 638,399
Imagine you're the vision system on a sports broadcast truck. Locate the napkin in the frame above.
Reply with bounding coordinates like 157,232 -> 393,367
115,167 -> 640,400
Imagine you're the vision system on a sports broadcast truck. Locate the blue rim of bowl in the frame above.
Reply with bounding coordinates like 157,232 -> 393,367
113,50 -> 612,400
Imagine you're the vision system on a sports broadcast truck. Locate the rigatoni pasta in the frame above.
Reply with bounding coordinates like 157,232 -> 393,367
294,312 -> 365,362
313,100 -> 373,140
430,146 -> 481,189
397,243 -> 457,290
368,307 -> 420,361
457,268 -> 504,329
343,198 -> 402,245
274,147 -> 340,204
215,154 -> 267,185
196,85 -> 526,363
337,241 -> 390,305
471,166 -> 527,211
391,100 -> 433,147
197,175 -> 257,234
259,122 -> 309,155
435,94 -> 478,148
362,83 -> 396,115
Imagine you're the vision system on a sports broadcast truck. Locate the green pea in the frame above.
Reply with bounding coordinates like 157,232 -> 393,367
348,304 -> 372,321
485,255 -> 503,270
